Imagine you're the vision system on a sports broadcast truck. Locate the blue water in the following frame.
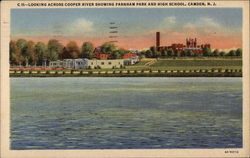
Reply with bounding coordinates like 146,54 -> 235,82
10,77 -> 242,149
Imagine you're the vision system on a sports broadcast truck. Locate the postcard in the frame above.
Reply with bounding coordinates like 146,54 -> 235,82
0,0 -> 249,158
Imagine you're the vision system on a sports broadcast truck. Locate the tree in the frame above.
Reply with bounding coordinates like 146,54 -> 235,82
100,42 -> 116,53
167,49 -> 174,57
109,51 -> 121,59
35,42 -> 47,65
219,51 -> 226,57
66,41 -> 80,59
213,49 -> 219,57
161,49 -> 167,57
202,47 -> 212,56
81,42 -> 94,59
228,50 -> 236,56
9,40 -> 20,65
27,41 -> 36,65
138,50 -> 146,58
236,48 -> 242,56
117,48 -> 127,57
187,50 -> 194,57
174,50 -> 180,57
16,39 -> 28,65
62,47 -> 70,59
181,50 -> 187,57
145,50 -> 153,58
149,46 -> 160,58
47,39 -> 63,61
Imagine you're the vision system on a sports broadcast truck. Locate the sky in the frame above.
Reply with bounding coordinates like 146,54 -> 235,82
11,8 -> 242,50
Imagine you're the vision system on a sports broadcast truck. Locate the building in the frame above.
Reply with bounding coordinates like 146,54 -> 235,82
63,59 -> 88,69
49,58 -> 125,69
94,47 -> 110,60
88,59 -> 124,69
49,60 -> 63,68
156,32 -> 211,54
124,56 -> 140,65
123,52 -> 138,59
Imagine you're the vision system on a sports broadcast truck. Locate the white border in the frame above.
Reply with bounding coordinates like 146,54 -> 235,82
1,1 -> 249,158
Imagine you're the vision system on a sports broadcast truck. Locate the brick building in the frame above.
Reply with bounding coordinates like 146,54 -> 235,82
94,47 -> 110,60
122,52 -> 138,59
156,32 -> 211,54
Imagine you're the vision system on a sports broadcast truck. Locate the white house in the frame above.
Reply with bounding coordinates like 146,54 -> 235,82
124,56 -> 140,65
49,56 -> 139,69
49,60 -> 63,68
63,59 -> 88,69
88,59 -> 124,69
50,58 -> 124,69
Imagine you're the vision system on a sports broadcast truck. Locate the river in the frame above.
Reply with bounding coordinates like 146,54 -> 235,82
10,77 -> 242,149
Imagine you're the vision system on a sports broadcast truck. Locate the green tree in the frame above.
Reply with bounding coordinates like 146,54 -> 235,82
66,41 -> 80,59
35,42 -> 47,65
236,48 -> 242,56
202,47 -> 212,56
118,49 -> 127,56
161,49 -> 167,57
228,50 -> 236,56
187,50 -> 194,57
213,49 -> 219,57
101,42 -> 116,53
167,49 -> 174,57
181,50 -> 187,57
9,40 -> 20,65
138,50 -> 146,58
16,39 -> 28,65
150,46 -> 160,58
109,51 -> 121,59
174,50 -> 180,57
219,51 -> 226,57
81,42 -> 94,59
190,50 -> 194,57
27,41 -> 36,65
145,50 -> 153,58
47,39 -> 63,61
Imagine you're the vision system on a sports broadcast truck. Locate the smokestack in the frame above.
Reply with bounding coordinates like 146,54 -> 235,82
156,32 -> 160,48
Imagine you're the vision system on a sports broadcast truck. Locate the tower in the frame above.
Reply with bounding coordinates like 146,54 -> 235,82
156,32 -> 160,48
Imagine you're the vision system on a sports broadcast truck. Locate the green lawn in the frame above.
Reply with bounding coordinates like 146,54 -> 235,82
133,60 -> 150,66
151,59 -> 242,67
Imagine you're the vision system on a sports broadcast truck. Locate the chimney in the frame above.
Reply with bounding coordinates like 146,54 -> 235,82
156,32 -> 160,48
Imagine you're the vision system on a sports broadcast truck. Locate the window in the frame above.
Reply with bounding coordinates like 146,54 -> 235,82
101,62 -> 104,65
108,62 -> 112,65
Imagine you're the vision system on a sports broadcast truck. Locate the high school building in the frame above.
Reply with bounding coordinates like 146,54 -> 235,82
156,32 -> 211,54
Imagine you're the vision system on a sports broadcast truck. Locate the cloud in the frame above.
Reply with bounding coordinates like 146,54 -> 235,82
183,17 -> 220,29
147,16 -> 177,34
64,18 -> 95,36
163,16 -> 176,25
181,17 -> 223,36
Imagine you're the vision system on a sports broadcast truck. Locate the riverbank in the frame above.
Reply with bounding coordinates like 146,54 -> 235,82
10,68 -> 242,77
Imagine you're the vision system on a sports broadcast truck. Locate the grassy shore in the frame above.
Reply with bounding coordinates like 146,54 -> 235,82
10,69 -> 242,77
10,57 -> 242,77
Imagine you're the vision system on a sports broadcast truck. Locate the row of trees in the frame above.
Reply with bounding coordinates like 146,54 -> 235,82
140,46 -> 242,58
10,38 -> 243,66
9,39 -> 127,66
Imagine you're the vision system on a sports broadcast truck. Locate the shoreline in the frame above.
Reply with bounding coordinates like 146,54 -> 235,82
10,69 -> 242,77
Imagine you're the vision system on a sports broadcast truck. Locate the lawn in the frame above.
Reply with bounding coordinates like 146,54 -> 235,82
151,59 -> 242,67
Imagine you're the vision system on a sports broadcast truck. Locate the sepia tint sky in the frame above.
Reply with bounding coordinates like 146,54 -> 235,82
11,8 -> 242,50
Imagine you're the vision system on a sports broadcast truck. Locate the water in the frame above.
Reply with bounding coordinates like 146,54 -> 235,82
10,77 -> 242,149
